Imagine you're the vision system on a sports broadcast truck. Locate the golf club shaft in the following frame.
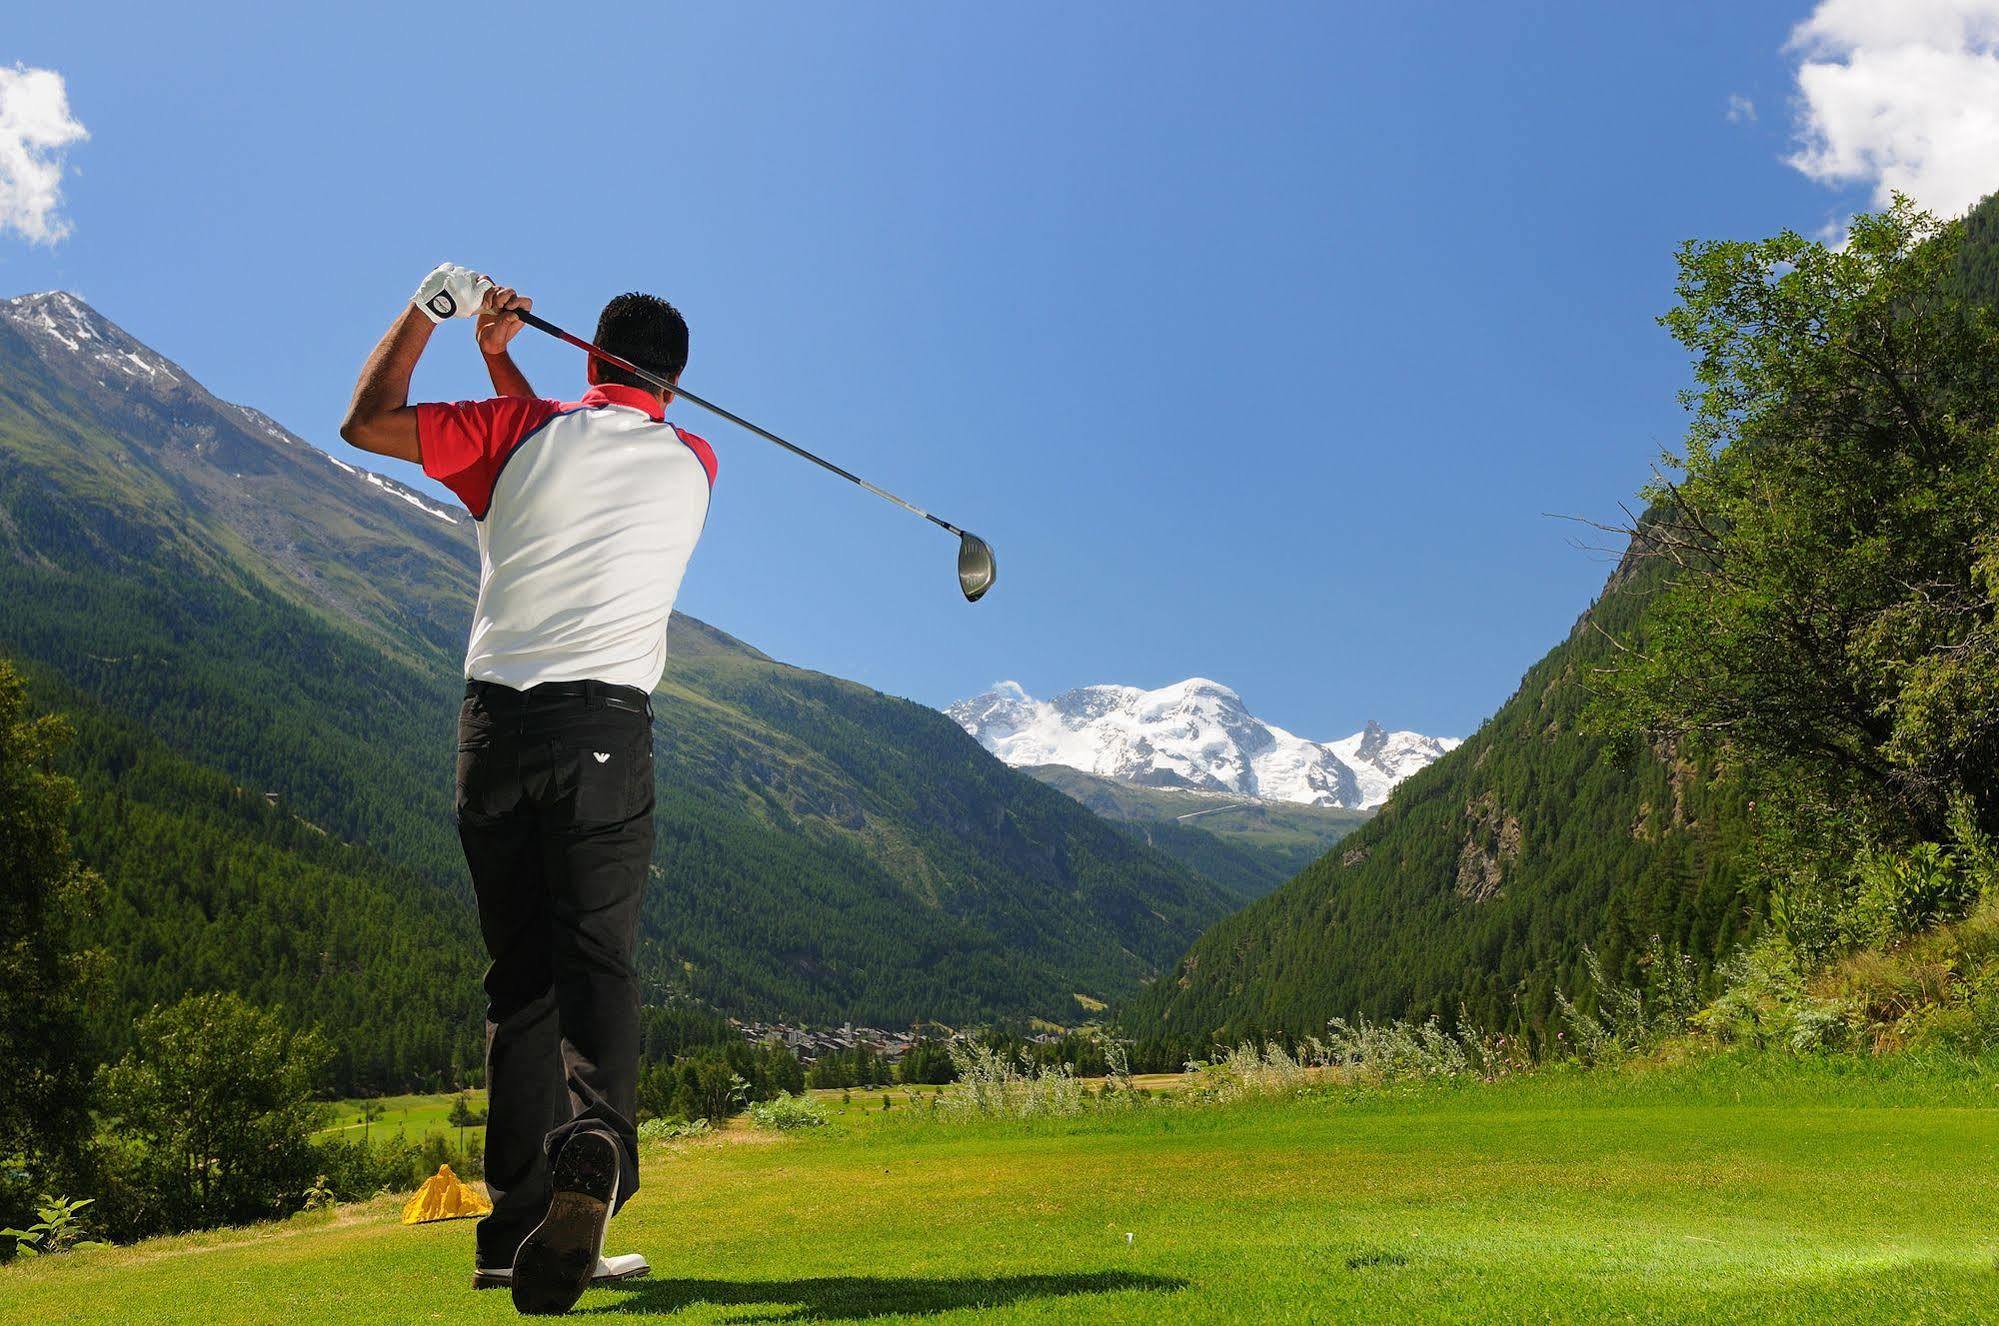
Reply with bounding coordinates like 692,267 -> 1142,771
511,309 -> 971,539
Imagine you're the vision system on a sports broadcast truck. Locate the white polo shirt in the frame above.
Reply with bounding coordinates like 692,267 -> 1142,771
417,383 -> 716,693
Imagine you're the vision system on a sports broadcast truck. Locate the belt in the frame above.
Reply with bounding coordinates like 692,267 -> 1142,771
465,678 -> 653,716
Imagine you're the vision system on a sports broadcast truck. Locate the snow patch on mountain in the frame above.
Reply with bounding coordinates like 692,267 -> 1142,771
947,679 -> 1458,810
3,291 -> 184,385
362,469 -> 458,523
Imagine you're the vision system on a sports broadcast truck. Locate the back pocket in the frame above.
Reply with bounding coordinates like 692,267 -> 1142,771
562,723 -> 653,824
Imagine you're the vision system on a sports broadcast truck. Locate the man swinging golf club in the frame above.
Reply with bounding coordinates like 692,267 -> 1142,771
341,263 -> 716,1315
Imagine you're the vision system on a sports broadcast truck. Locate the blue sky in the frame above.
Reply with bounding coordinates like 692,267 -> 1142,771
0,2 -> 1967,738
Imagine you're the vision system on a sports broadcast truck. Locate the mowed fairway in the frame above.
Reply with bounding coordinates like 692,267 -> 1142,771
316,1091 -> 489,1142
9,1059 -> 1999,1325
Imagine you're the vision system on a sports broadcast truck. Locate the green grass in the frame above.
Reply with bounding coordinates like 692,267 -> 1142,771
316,1091 -> 487,1142
11,1056 -> 1999,1324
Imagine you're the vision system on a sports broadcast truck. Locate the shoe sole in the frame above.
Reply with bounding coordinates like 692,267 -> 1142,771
511,1132 -> 620,1316
472,1265 -> 649,1291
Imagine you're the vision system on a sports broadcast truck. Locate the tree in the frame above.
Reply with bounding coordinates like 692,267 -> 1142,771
670,1057 -> 742,1124
1595,198 -> 1999,890
96,993 -> 329,1234
898,1040 -> 957,1085
0,659 -> 104,1218
446,1092 -> 484,1153
805,1045 -> 892,1090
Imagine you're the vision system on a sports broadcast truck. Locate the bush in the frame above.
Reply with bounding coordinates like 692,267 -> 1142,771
935,1043 -> 1088,1120
1900,1004 -> 1982,1055
93,993 -> 328,1239
747,1095 -> 828,1130
1967,967 -> 1999,1049
1854,843 -> 1979,943
311,1131 -> 481,1203
1786,1001 -> 1855,1054
637,1042 -> 803,1124
1184,1041 -> 1322,1103
1,1194 -> 105,1259
636,1117 -> 711,1144
299,1175 -> 335,1214
1555,939 -> 1702,1064
1697,939 -> 1809,1050
1322,1016 -> 1524,1084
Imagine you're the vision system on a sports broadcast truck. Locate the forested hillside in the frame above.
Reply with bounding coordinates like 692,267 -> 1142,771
1125,193 -> 1999,1063
0,294 -> 1233,1091
53,690 -> 485,1091
1120,547 -> 1752,1056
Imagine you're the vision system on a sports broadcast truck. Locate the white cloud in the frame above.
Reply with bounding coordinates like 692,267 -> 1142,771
1786,0 -> 1999,217
1726,93 -> 1757,124
0,65 -> 88,245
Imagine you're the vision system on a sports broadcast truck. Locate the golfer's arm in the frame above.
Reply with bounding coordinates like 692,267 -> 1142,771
482,347 -> 536,400
338,306 -> 432,464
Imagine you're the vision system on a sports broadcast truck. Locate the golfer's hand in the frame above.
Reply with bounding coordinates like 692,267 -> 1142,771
411,263 -> 492,323
475,284 -> 532,356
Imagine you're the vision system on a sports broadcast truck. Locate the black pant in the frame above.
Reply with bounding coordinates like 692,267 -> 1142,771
455,678 -> 655,1269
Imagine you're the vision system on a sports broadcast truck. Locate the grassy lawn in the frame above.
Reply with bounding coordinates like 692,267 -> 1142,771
10,1056 -> 1999,1324
316,1090 -> 488,1142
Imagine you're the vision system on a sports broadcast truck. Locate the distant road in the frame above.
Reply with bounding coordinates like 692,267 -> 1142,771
1174,803 -> 1257,823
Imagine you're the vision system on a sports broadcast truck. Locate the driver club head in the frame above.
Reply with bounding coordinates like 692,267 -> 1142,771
957,533 -> 997,603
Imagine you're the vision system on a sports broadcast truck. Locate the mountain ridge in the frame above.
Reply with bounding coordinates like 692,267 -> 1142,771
948,677 -> 1458,810
1018,763 -> 1369,901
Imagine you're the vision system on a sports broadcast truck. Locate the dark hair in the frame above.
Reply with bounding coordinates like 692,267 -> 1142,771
594,292 -> 689,391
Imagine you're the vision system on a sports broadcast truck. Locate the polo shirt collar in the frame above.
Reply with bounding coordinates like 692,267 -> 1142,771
581,383 -> 666,422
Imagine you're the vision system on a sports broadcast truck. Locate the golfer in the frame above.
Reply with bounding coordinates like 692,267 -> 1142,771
341,263 -> 716,1315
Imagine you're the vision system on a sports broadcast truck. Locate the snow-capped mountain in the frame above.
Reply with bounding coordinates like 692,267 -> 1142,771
0,291 -> 459,525
947,679 -> 1459,810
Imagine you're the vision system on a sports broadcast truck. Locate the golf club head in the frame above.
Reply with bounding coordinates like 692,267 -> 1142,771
957,533 -> 997,603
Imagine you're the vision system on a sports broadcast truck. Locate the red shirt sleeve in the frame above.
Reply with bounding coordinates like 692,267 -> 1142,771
671,425 -> 718,488
417,397 -> 563,518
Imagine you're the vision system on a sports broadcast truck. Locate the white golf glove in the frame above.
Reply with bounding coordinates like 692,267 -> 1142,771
411,263 -> 493,323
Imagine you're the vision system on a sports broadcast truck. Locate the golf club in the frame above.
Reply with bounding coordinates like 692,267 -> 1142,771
510,307 -> 996,603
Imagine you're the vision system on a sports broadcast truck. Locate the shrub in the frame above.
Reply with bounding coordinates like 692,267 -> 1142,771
1786,1001 -> 1855,1054
935,1043 -> 1088,1120
1184,1041 -> 1321,1103
1698,934 -> 1881,1053
638,1042 -> 803,1124
299,1175 -> 336,1214
445,1093 -> 486,1131
1967,968 -> 1999,1049
636,1117 -> 711,1144
93,993 -> 328,1238
1,1194 -> 105,1259
1555,939 -> 1702,1064
1323,1016 -> 1523,1083
1900,1004 -> 1982,1055
747,1095 -> 828,1131
1854,843 -> 1979,943
312,1130 -> 481,1203
1697,939 -> 1805,1049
